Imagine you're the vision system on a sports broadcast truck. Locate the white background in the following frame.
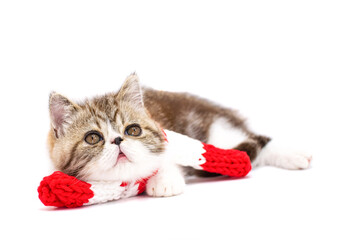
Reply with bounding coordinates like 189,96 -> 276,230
0,0 -> 346,239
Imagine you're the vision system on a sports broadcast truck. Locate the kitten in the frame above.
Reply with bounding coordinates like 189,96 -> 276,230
48,74 -> 312,197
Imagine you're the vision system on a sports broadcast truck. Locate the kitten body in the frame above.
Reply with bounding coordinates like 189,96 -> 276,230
48,74 -> 311,197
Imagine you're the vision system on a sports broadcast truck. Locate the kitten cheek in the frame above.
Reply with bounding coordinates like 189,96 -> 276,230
120,142 -> 139,162
121,140 -> 152,162
94,145 -> 119,169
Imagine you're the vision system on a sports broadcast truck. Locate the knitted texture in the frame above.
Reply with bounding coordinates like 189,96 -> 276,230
38,171 -> 156,207
38,130 -> 252,208
38,171 -> 94,208
200,143 -> 252,177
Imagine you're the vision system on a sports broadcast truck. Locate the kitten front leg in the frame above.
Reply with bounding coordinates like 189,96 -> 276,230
146,162 -> 185,197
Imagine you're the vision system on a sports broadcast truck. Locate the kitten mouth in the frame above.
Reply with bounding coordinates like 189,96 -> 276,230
116,149 -> 130,164
118,150 -> 126,158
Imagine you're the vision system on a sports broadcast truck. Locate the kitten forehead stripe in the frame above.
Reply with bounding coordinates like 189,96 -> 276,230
113,108 -> 119,120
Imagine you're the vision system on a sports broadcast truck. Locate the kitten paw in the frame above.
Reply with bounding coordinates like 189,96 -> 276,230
278,151 -> 312,170
254,141 -> 313,170
146,173 -> 185,197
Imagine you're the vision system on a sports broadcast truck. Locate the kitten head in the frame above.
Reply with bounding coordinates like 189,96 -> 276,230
47,74 -> 166,182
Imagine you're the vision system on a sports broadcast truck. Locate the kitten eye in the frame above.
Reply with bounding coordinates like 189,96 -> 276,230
125,124 -> 142,137
84,131 -> 103,145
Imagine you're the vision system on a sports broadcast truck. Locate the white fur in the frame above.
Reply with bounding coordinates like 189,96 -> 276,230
164,130 -> 206,168
84,140 -> 163,182
146,130 -> 208,197
106,120 -> 121,143
208,117 -> 248,149
146,161 -> 185,197
252,140 -> 312,169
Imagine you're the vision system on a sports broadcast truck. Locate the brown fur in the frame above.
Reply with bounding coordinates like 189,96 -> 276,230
143,88 -> 270,162
143,88 -> 248,142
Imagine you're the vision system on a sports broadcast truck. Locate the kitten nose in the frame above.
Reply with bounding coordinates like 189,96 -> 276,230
113,137 -> 123,145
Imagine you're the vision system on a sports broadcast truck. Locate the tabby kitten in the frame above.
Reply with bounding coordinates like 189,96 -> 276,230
48,74 -> 311,197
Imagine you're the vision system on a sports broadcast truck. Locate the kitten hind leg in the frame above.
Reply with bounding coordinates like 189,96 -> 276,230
207,117 -> 312,170
252,140 -> 312,170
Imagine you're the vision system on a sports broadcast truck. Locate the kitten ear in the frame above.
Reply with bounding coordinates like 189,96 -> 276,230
116,73 -> 144,109
49,92 -> 79,138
